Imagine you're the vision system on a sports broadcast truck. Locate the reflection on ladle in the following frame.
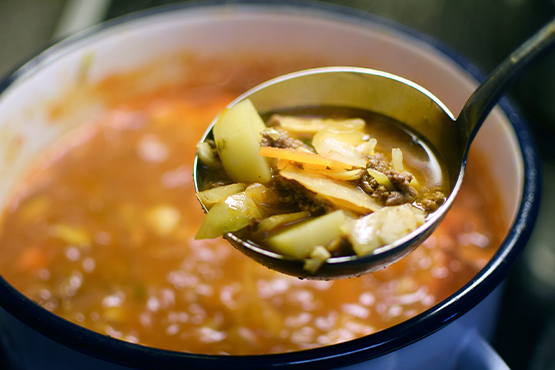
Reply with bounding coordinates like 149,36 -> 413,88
194,18 -> 555,279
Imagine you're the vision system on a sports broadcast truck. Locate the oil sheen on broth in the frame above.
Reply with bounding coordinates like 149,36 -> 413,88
0,55 -> 504,355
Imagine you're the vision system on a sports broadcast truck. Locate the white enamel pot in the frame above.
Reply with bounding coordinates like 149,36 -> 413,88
0,1 -> 540,369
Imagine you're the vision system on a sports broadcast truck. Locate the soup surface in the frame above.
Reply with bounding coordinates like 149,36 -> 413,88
0,55 -> 505,355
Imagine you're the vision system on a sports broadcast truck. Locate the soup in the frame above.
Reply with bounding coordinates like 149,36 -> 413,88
0,54 -> 504,355
196,103 -> 448,269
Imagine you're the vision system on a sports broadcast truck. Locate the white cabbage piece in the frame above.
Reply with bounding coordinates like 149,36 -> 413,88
312,127 -> 368,168
344,204 -> 425,256
268,115 -> 365,134
357,138 -> 377,156
391,148 -> 404,172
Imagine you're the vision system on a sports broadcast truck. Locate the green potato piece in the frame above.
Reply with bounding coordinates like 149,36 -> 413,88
213,99 -> 272,184
195,192 -> 261,239
265,210 -> 346,259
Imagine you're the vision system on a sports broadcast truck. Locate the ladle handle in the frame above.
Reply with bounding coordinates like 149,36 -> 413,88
457,18 -> 555,144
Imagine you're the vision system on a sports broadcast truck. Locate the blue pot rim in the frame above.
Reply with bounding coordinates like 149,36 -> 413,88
0,1 -> 542,369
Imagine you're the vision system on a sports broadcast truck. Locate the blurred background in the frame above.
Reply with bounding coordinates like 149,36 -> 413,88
0,0 -> 554,368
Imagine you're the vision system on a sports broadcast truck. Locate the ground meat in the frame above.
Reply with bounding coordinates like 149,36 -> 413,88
358,153 -> 418,206
367,153 -> 389,172
359,172 -> 379,193
420,191 -> 446,212
260,130 -> 314,151
370,185 -> 390,204
389,171 -> 414,193
385,189 -> 417,206
271,175 -> 332,215
367,153 -> 413,189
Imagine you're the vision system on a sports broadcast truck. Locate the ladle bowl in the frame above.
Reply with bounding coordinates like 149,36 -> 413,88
194,17 -> 555,279
194,67 -> 458,279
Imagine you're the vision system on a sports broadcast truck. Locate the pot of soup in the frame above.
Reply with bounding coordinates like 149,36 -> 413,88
0,1 -> 540,369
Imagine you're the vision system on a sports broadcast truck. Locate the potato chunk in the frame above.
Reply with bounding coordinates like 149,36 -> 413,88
266,210 -> 346,259
213,99 -> 272,183
195,192 -> 261,239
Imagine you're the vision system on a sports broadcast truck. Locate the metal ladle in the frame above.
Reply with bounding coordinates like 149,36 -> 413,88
194,18 -> 555,279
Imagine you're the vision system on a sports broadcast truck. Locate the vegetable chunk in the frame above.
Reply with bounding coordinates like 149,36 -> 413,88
266,210 -> 347,259
195,192 -> 261,239
213,99 -> 272,183
196,183 -> 247,210
344,204 -> 425,256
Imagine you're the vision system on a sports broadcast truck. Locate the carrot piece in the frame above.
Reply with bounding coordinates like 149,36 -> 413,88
259,146 -> 352,170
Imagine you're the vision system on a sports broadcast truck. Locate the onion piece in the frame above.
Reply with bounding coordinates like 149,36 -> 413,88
302,166 -> 363,181
312,128 -> 368,168
268,115 -> 365,134
357,138 -> 377,156
391,148 -> 404,172
259,146 -> 352,169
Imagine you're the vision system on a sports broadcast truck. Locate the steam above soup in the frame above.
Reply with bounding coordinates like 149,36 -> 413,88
195,99 -> 448,271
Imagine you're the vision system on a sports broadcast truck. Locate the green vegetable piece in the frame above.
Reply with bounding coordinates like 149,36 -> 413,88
196,183 -> 248,210
213,99 -> 272,183
265,210 -> 346,259
195,192 -> 261,239
196,141 -> 222,169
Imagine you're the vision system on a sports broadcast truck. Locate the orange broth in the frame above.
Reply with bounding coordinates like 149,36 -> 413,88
0,55 -> 505,355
